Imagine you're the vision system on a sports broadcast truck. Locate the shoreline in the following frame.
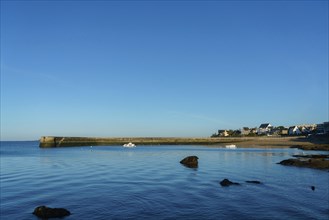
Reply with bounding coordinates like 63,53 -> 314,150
39,136 -> 329,150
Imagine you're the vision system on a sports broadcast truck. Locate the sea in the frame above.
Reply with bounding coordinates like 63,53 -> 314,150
1,141 -> 328,220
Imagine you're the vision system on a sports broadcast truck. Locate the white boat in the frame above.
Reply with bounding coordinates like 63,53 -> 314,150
225,144 -> 237,149
123,142 -> 136,148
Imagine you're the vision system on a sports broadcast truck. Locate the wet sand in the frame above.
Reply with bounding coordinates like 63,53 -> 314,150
228,136 -> 328,149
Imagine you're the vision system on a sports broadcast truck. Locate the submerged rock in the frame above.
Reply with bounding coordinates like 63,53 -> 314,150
278,158 -> 329,170
180,156 -> 199,168
33,206 -> 71,219
292,154 -> 329,159
220,179 -> 240,187
245,180 -> 262,184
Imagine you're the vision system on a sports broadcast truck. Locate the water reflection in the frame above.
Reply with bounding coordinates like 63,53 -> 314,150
1,143 -> 328,220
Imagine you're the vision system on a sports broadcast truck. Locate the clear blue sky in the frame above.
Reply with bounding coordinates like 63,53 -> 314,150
1,0 -> 328,140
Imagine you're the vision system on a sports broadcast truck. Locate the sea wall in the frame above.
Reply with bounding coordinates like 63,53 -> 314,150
39,136 -> 242,148
40,136 -> 56,147
38,135 -> 329,148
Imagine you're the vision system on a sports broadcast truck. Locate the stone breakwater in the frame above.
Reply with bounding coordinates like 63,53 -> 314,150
39,136 -> 329,149
39,136 -> 240,148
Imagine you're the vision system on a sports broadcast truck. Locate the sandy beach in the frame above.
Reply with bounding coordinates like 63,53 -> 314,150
223,136 -> 328,149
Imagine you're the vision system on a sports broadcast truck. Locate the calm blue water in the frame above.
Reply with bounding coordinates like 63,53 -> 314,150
1,141 -> 328,220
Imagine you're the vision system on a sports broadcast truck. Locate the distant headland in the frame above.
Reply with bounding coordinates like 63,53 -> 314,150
39,136 -> 328,150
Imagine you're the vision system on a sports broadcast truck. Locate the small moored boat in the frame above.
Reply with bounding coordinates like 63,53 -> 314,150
225,144 -> 237,149
123,142 -> 136,148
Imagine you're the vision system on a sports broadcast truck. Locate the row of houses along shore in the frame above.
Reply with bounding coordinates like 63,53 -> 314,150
212,122 -> 329,137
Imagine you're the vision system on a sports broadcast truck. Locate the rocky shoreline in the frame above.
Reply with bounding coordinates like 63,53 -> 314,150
278,154 -> 329,170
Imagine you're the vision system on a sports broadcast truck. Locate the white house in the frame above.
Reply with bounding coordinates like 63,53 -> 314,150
241,127 -> 250,136
288,126 -> 302,135
218,130 -> 229,137
300,126 -> 311,134
257,123 -> 273,135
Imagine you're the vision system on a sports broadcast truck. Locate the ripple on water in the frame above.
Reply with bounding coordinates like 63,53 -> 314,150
0,144 -> 328,219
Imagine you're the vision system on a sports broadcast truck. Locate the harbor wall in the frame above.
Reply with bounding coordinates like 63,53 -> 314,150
39,136 -> 241,148
38,136 -> 327,148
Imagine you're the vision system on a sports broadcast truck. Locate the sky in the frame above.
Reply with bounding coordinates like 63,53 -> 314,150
1,0 -> 328,140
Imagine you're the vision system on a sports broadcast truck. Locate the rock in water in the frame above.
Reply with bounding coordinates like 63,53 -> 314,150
220,179 -> 240,187
278,158 -> 329,169
246,180 -> 262,184
33,206 -> 71,218
180,156 -> 199,168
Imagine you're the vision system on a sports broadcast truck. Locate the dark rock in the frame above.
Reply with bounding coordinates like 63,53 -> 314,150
278,159 -> 298,166
180,156 -> 198,168
292,154 -> 329,159
220,178 -> 240,187
278,158 -> 329,170
246,180 -> 262,184
33,206 -> 71,219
